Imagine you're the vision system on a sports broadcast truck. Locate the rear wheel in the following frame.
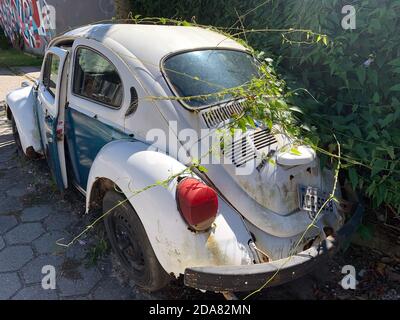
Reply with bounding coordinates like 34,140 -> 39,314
103,190 -> 171,292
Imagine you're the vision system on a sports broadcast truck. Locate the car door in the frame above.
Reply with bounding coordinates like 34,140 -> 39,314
37,47 -> 69,191
65,40 -> 130,192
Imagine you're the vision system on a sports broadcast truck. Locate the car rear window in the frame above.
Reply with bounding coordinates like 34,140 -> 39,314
163,49 -> 260,108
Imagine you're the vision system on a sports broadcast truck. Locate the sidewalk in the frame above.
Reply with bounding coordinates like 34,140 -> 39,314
0,67 -> 40,102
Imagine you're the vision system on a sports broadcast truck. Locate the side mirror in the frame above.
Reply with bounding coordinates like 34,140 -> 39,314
21,81 -> 31,88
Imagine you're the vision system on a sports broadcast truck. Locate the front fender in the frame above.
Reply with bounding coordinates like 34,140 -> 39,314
6,86 -> 42,154
86,140 -> 253,277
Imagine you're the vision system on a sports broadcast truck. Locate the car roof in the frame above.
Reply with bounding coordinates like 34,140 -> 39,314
58,24 -> 247,76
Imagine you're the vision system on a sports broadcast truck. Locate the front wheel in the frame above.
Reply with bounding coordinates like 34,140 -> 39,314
11,114 -> 23,156
103,190 -> 171,292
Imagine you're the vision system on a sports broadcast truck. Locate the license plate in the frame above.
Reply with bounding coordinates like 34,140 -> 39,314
298,185 -> 334,217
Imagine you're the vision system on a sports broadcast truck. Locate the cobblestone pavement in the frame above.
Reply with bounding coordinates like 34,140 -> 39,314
0,107 -> 140,300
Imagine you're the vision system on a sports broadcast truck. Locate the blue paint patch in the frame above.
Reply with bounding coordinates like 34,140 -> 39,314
65,107 -> 131,190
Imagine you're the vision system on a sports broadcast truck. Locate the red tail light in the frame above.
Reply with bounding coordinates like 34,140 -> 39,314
176,178 -> 218,231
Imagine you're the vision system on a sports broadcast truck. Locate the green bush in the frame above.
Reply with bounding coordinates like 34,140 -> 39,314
130,0 -> 260,25
260,0 -> 400,211
128,0 -> 400,211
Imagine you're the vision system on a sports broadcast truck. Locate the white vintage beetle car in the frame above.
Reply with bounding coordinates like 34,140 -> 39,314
5,24 -> 363,294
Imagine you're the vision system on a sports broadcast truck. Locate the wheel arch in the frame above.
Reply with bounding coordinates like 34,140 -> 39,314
87,177 -> 118,214
5,86 -> 42,156
85,140 -> 254,277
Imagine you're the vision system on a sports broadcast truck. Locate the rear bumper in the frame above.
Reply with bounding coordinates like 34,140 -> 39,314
184,203 -> 364,292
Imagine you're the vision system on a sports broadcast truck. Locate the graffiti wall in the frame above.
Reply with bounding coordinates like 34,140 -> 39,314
0,0 -> 115,54
0,0 -> 55,51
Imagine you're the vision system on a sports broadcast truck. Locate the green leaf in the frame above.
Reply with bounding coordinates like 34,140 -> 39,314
348,167 -> 359,190
373,92 -> 380,103
369,70 -> 378,86
289,106 -> 303,114
386,146 -> 395,160
380,113 -> 394,128
371,159 -> 386,177
356,68 -> 366,84
389,84 -> 400,91
181,20 -> 192,27
388,58 -> 400,66
289,148 -> 302,156
197,165 -> 208,173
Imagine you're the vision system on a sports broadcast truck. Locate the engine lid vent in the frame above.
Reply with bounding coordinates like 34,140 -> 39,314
252,129 -> 277,150
224,129 -> 277,167
201,100 -> 244,128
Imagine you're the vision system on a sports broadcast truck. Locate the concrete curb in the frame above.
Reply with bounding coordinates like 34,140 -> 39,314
7,67 -> 37,83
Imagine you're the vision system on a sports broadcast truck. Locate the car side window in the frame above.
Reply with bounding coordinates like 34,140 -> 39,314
73,47 -> 123,109
43,53 -> 60,97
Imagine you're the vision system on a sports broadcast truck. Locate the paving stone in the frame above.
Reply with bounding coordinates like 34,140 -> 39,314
21,205 -> 52,222
0,246 -> 33,272
0,273 -> 22,299
96,259 -> 113,276
65,242 -> 88,260
92,277 -> 133,300
0,196 -> 23,214
0,147 -> 15,164
12,285 -> 58,300
6,185 -> 28,198
0,215 -> 18,234
21,255 -> 64,285
0,235 -> 4,250
58,264 -> 102,297
44,212 -> 74,231
33,231 -> 69,255
5,223 -> 45,245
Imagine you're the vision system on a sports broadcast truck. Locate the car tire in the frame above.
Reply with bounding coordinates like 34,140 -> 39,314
103,190 -> 171,292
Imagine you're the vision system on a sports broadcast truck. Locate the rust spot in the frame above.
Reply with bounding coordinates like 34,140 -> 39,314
261,255 -> 269,263
25,146 -> 41,160
206,234 -> 225,265
88,178 -> 116,212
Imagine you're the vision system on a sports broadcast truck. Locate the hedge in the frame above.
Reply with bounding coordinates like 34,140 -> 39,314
127,0 -> 400,212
